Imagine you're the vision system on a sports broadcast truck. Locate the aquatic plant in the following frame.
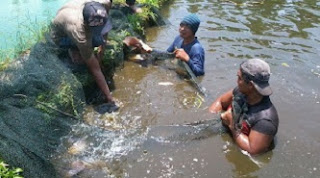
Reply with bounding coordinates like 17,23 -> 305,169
35,77 -> 84,119
127,6 -> 157,35
102,30 -> 128,75
0,14 -> 52,63
0,158 -> 23,178
113,0 -> 164,35
0,59 -> 11,72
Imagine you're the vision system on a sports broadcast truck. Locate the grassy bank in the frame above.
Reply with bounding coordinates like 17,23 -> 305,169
0,157 -> 23,178
0,20 -> 51,72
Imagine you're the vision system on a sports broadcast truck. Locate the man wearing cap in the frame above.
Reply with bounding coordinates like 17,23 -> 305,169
209,58 -> 279,155
51,0 -> 115,103
167,14 -> 205,76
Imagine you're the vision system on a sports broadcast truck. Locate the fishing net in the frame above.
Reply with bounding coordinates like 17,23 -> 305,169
0,40 -> 85,177
0,6 -> 165,177
147,118 -> 227,143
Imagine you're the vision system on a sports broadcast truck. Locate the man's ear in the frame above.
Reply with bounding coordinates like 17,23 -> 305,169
249,81 -> 256,90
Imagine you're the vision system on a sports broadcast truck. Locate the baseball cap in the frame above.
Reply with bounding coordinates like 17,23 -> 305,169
240,58 -> 272,96
83,2 -> 112,35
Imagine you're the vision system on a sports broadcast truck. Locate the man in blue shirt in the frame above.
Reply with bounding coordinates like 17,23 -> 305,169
167,14 -> 205,76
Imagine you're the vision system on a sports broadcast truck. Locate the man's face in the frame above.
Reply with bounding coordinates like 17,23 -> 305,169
237,70 -> 250,95
179,23 -> 194,39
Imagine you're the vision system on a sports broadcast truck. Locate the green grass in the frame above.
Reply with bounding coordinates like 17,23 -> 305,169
0,158 -> 23,178
0,15 -> 52,64
113,0 -> 165,35
35,77 -> 84,119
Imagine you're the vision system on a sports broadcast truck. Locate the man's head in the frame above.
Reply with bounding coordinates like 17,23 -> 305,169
239,58 -> 272,96
83,2 -> 112,36
179,14 -> 200,37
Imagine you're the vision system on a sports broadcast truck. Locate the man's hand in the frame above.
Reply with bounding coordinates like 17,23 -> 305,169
123,37 -> 152,53
84,54 -> 114,106
174,48 -> 189,62
105,94 -> 114,104
220,107 -> 234,130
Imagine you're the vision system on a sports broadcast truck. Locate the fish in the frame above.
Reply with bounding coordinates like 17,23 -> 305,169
67,139 -> 87,155
123,36 -> 175,60
123,36 -> 152,52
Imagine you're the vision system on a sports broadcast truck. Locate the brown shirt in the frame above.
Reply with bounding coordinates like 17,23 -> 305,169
51,0 -> 111,60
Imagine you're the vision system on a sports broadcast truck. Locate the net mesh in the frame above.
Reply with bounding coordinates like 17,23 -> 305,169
0,7 -> 165,177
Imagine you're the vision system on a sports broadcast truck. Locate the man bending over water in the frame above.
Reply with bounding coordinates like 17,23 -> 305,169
209,59 -> 279,155
51,0 -> 115,105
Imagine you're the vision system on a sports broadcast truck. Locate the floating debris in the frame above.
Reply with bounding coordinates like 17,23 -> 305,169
281,62 -> 290,67
311,69 -> 320,77
158,82 -> 174,86
182,96 -> 203,108
68,160 -> 86,177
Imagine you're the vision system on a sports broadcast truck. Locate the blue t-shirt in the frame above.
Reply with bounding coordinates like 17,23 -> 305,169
167,36 -> 205,76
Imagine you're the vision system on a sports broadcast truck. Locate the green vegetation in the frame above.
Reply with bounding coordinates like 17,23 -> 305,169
113,0 -> 163,35
0,14 -> 52,63
35,77 -> 84,119
0,58 -> 11,72
0,158 -> 23,178
102,29 -> 130,75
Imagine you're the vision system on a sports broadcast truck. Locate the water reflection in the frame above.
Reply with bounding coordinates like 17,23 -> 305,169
222,134 -> 273,177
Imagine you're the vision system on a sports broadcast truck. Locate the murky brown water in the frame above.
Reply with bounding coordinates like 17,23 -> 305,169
53,0 -> 320,177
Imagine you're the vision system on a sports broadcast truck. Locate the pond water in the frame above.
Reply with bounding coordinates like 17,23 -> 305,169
111,1 -> 320,177
52,0 -> 320,177
0,0 -> 68,57
4,0 -> 320,177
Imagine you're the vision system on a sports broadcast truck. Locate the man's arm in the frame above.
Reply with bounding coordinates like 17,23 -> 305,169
174,49 -> 204,76
186,53 -> 204,76
229,128 -> 274,155
85,54 -> 113,103
209,89 -> 233,113
220,109 -> 274,155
